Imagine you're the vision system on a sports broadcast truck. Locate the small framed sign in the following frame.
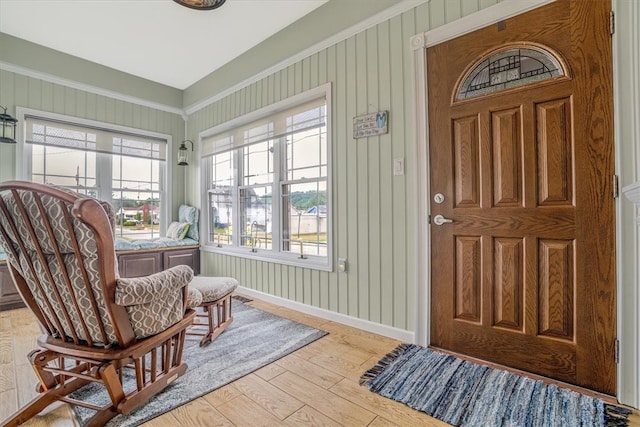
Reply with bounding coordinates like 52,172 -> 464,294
353,111 -> 388,139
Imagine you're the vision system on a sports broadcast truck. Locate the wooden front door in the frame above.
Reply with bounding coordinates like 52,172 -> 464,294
428,0 -> 616,395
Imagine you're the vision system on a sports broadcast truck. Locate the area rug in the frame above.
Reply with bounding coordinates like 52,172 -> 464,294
360,343 -> 631,427
72,298 -> 327,426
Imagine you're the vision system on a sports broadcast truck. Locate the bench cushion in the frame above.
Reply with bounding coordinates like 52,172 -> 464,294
115,237 -> 199,251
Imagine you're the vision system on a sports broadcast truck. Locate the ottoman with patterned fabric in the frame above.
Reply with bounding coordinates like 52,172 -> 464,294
187,276 -> 238,346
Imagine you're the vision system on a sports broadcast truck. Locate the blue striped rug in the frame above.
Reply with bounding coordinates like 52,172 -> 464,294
361,344 -> 630,427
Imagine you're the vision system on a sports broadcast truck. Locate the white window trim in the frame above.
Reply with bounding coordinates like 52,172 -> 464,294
15,107 -> 174,233
199,83 -> 333,271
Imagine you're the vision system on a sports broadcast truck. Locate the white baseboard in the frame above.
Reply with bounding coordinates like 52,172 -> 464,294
237,286 -> 415,344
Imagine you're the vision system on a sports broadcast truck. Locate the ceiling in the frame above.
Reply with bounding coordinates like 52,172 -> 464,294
0,0 -> 328,90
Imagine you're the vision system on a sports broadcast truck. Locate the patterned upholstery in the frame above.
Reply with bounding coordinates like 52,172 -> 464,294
0,183 -> 194,344
189,276 -> 238,302
116,265 -> 194,338
186,287 -> 203,309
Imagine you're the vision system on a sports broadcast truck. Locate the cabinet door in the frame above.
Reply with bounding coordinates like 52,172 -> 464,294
118,252 -> 162,278
0,262 -> 26,311
163,248 -> 200,275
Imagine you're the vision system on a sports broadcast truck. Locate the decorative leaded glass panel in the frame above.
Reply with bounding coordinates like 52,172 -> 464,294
456,45 -> 564,100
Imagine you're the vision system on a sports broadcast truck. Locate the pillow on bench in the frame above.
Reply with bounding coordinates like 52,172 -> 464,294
167,221 -> 190,240
179,205 -> 199,241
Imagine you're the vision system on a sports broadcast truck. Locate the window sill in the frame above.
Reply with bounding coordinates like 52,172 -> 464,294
201,244 -> 332,272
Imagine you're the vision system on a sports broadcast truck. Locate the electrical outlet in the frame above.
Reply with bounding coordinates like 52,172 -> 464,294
337,258 -> 347,273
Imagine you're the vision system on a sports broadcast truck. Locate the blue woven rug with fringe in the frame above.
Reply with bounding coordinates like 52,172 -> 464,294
360,344 -> 631,427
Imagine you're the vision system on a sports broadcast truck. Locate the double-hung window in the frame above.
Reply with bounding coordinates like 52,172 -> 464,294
201,85 -> 331,270
17,108 -> 171,240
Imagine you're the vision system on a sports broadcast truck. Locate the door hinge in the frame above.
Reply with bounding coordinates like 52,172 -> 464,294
615,339 -> 620,363
610,10 -> 615,36
613,174 -> 619,198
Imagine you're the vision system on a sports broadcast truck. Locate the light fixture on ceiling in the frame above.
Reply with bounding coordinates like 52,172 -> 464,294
178,140 -> 194,166
0,105 -> 17,144
173,0 -> 226,10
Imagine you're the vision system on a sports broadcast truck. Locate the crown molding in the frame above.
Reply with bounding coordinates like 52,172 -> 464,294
184,0 -> 428,115
0,61 -> 186,117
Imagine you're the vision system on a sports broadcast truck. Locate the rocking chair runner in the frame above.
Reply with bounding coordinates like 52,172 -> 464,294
0,181 -> 197,427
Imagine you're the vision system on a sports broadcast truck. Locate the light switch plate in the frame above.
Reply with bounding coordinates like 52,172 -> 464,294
394,158 -> 404,176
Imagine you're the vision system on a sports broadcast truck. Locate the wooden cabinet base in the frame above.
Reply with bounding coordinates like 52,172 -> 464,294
117,246 -> 200,278
0,262 -> 24,311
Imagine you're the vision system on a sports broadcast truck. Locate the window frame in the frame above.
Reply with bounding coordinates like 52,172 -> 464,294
199,83 -> 332,271
15,107 -> 173,235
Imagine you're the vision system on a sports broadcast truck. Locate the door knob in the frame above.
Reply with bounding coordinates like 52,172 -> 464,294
433,214 -> 453,226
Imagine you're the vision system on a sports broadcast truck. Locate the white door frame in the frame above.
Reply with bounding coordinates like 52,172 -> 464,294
410,0 -> 639,406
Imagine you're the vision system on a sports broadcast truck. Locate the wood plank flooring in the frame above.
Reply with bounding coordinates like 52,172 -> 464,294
0,296 -> 638,426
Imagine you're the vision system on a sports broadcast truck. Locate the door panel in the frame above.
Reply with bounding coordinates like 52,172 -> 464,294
492,108 -> 522,207
428,0 -> 615,395
537,98 -> 573,204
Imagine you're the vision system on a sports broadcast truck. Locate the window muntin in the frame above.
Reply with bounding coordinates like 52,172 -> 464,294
281,180 -> 327,257
243,140 -> 274,186
456,45 -> 565,100
201,88 -> 330,268
22,112 -> 169,240
208,150 -> 234,246
240,185 -> 273,250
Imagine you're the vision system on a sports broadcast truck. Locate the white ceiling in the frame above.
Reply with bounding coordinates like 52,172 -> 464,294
0,0 -> 328,90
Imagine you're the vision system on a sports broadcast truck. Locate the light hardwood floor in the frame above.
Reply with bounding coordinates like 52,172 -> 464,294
0,296 -> 638,427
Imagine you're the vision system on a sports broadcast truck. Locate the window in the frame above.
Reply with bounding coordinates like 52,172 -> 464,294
18,109 -> 171,240
201,85 -> 331,270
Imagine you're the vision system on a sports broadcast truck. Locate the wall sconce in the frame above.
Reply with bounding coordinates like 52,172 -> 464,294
178,139 -> 193,166
0,105 -> 17,144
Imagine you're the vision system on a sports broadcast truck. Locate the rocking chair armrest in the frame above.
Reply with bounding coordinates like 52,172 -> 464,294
115,265 -> 194,307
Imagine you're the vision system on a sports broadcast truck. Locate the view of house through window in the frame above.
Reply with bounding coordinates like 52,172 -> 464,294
201,88 -> 330,266
23,113 -> 168,240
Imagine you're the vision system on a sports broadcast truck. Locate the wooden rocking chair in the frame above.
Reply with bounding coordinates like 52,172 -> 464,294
0,181 -> 197,426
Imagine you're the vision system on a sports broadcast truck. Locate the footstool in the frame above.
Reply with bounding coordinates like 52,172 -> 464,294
187,276 -> 238,346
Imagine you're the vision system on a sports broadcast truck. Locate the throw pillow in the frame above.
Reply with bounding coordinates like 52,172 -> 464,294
179,205 -> 199,241
166,221 -> 190,240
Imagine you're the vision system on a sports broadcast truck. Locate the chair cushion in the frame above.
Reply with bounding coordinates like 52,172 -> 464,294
186,287 -> 203,309
179,205 -> 199,241
189,276 -> 238,303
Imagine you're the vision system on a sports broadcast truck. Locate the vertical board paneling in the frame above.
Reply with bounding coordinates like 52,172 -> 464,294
0,71 -> 17,182
28,78 -> 42,110
346,35 -> 359,318
462,0 -> 481,17
389,13 -> 408,330
367,26 -> 382,324
429,0 -> 447,29
355,31 -> 369,320
402,9 -> 417,330
378,19 -> 394,326
193,0 -> 505,333
446,0 -> 464,22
